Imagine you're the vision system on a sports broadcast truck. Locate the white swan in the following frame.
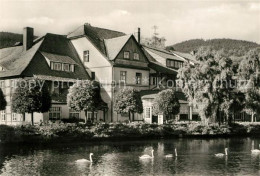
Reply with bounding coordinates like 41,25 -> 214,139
76,153 -> 93,163
165,148 -> 178,158
215,148 -> 228,157
139,149 -> 154,159
251,144 -> 260,154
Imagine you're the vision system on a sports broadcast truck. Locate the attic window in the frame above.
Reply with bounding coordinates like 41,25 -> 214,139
166,59 -> 183,69
83,50 -> 89,62
53,63 -> 62,71
50,62 -> 74,72
124,51 -> 130,59
0,66 -> 5,71
63,64 -> 70,72
134,53 -> 139,60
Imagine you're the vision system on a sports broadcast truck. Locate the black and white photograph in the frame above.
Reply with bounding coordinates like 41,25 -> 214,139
0,0 -> 260,175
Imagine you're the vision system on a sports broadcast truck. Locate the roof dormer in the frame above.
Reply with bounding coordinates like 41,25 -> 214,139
40,52 -> 77,72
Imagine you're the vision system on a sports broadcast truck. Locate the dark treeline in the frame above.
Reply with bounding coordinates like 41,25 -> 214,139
0,32 -> 23,49
0,32 -> 38,49
167,39 -> 260,55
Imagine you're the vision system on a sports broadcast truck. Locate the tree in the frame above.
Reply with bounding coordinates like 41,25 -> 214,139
12,79 -> 51,125
67,80 -> 105,123
152,89 -> 180,122
238,48 -> 260,122
114,87 -> 143,121
0,88 -> 7,111
177,47 -> 242,125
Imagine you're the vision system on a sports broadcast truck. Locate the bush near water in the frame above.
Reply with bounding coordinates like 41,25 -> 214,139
1,122 -> 260,143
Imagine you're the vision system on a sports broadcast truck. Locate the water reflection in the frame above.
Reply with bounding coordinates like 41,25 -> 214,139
0,138 -> 260,175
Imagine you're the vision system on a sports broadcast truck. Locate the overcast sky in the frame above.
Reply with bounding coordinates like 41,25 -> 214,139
0,0 -> 259,45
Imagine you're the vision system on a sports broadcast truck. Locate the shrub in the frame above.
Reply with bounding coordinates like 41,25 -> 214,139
12,79 -> 51,125
61,118 -> 85,123
0,88 -> 7,111
114,88 -> 143,121
0,125 -> 15,142
152,89 -> 180,121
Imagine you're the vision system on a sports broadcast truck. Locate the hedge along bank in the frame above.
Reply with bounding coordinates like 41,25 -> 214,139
1,122 -> 260,144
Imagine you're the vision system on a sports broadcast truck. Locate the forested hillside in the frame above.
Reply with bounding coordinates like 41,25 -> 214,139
167,39 -> 260,55
0,32 -> 23,49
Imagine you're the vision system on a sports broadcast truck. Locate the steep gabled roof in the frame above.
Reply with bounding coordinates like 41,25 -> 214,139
67,24 -> 126,58
0,33 -> 89,79
41,51 -> 78,65
0,40 -> 43,77
104,35 -> 131,60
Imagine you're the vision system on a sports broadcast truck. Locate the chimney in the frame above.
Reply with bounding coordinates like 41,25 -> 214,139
23,27 -> 34,51
138,27 -> 141,44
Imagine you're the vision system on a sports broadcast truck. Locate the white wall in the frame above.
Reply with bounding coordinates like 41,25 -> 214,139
71,37 -> 114,123
113,67 -> 149,87
70,37 -> 112,82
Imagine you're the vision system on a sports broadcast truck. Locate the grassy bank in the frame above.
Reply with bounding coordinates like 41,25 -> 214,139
1,122 -> 260,144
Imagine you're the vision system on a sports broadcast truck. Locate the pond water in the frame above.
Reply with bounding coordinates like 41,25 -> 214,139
0,138 -> 260,176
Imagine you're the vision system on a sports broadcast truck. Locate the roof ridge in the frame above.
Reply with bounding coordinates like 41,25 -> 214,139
104,34 -> 131,41
93,26 -> 126,35
67,25 -> 84,36
144,45 -> 173,55
40,50 -> 69,56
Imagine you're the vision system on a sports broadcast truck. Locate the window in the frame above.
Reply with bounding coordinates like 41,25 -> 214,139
133,53 -> 139,60
70,65 -> 75,72
53,63 -> 62,71
69,109 -> 80,119
124,51 -> 130,59
0,66 -> 4,71
180,114 -> 189,121
166,59 -> 183,69
192,114 -> 200,121
151,77 -> 157,85
12,113 -> 17,121
171,60 -> 174,67
136,73 -> 142,84
1,110 -> 6,121
51,62 -> 74,72
91,72 -> 95,80
120,71 -> 127,83
166,59 -> 171,67
83,50 -> 89,62
87,112 -> 97,121
63,63 -> 70,71
145,107 -> 151,119
49,107 -> 61,120
10,80 -> 17,95
0,81 -> 4,88
174,61 -> 178,68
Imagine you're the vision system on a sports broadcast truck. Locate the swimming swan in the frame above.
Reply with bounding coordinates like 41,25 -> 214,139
76,153 -> 93,163
251,144 -> 260,154
139,149 -> 154,159
165,148 -> 178,158
215,148 -> 228,157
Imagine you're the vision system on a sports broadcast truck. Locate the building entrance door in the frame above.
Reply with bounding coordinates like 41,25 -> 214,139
152,115 -> 158,123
